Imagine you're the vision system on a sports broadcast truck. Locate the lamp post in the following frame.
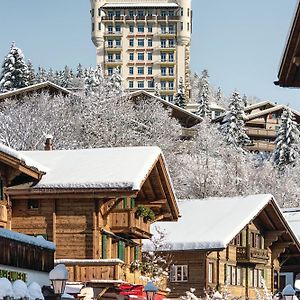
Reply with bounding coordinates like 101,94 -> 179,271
282,284 -> 296,300
49,264 -> 68,299
144,281 -> 158,300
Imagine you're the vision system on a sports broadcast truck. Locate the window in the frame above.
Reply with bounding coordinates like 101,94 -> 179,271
148,66 -> 153,75
169,10 -> 175,16
138,53 -> 144,60
138,10 -> 144,17
148,39 -> 153,47
108,53 -> 113,62
129,25 -> 134,33
102,235 -> 107,258
169,53 -> 174,62
147,10 -> 153,16
137,67 -> 144,75
233,232 -> 242,246
180,8 -> 184,16
226,265 -> 244,286
148,25 -> 153,32
98,23 -> 101,31
115,40 -> 121,47
115,53 -> 121,61
129,10 -> 134,17
170,265 -> 188,282
147,52 -> 153,61
129,67 -> 134,75
161,81 -> 167,90
208,263 -> 214,284
138,81 -> 144,88
169,24 -> 175,34
108,68 -> 113,75
129,39 -> 134,47
168,95 -> 174,102
129,52 -> 134,60
187,8 -> 190,17
115,25 -> 121,32
169,67 -> 174,76
161,95 -> 166,100
169,39 -> 175,47
27,199 -> 39,210
148,80 -> 154,88
237,267 -> 242,286
161,25 -> 167,34
161,11 -> 167,17
181,22 -> 184,30
98,8 -> 101,16
161,67 -> 167,76
115,11 -> 121,17
108,40 -> 113,48
129,81 -> 134,88
161,53 -> 167,62
108,11 -> 114,17
92,23 -> 95,32
161,39 -> 167,48
169,81 -> 174,90
187,22 -> 190,31
138,39 -> 144,47
107,25 -> 113,33
138,24 -> 144,32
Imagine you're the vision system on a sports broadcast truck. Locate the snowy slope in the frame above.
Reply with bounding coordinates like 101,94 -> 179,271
143,194 -> 273,251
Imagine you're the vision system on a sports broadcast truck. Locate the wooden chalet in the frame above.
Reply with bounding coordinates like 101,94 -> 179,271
128,90 -> 202,138
276,0 -> 300,87
0,145 -> 179,295
0,81 -> 72,101
214,101 -> 300,153
143,195 -> 300,299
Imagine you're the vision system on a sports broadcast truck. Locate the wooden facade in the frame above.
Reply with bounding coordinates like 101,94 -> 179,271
0,147 -> 179,289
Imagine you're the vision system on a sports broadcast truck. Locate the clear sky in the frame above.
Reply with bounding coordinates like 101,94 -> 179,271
0,1 -> 300,109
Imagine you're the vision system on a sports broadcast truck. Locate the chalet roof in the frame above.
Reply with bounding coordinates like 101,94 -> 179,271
17,147 -> 162,190
129,90 -> 202,128
143,194 -> 300,251
101,3 -> 179,8
283,208 -> 300,240
244,101 -> 277,113
276,0 -> 300,87
0,228 -> 55,250
0,81 -> 72,101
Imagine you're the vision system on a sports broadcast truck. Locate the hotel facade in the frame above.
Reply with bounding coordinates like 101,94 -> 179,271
90,0 -> 192,101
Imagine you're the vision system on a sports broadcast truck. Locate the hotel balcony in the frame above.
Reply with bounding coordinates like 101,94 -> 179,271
104,31 -> 123,37
101,16 -> 125,22
101,16 -> 114,22
105,46 -> 123,51
236,245 -> 269,264
109,208 -> 152,239
158,74 -> 176,80
158,31 -> 176,38
158,60 -> 176,65
105,59 -> 122,66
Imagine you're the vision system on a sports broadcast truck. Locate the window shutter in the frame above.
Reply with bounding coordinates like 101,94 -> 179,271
134,245 -> 139,260
131,198 -> 136,208
102,235 -> 107,259
123,197 -> 128,208
118,241 -> 125,261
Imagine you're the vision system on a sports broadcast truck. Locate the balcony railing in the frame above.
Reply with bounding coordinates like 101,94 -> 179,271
236,245 -> 269,264
109,208 -> 152,239
246,128 -> 276,138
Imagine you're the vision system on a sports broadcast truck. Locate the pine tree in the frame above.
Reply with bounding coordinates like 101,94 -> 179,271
173,77 -> 186,108
27,60 -> 36,85
109,66 -> 123,95
62,65 -> 72,88
154,82 -> 160,97
35,66 -> 47,83
221,91 -> 250,150
273,107 -> 300,171
76,63 -> 84,79
196,70 -> 211,118
0,42 -> 30,92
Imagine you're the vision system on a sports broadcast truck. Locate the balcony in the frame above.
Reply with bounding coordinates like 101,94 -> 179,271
158,31 -> 176,37
104,31 -> 123,37
0,204 -> 7,224
101,16 -> 114,22
236,245 -> 269,264
136,16 -> 146,21
109,208 -> 152,239
105,60 -> 122,66
168,16 -> 181,21
157,16 -> 168,22
246,128 -> 276,139
105,46 -> 122,51
125,16 -> 135,22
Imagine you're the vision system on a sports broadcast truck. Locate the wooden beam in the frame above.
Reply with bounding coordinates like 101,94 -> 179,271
260,209 -> 276,230
152,165 -> 167,199
103,198 -> 123,218
272,242 -> 293,260
264,231 -> 285,248
97,287 -> 109,299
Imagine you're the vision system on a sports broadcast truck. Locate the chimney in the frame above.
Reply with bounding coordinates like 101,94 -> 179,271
44,135 -> 53,151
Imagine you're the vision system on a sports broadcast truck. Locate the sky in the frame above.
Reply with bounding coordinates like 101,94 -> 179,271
0,1 -> 300,109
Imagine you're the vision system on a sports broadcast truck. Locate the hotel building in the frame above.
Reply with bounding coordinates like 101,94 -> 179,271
90,0 -> 192,102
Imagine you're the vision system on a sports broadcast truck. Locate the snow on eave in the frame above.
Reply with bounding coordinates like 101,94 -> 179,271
0,143 -> 47,174
55,259 -> 124,265
0,228 -> 55,250
0,81 -> 73,101
245,105 -> 300,121
129,90 -> 202,123
244,100 -> 277,112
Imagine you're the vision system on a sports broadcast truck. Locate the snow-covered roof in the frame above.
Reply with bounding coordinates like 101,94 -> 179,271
209,102 -> 226,111
101,3 -> 179,8
0,81 -> 72,101
20,146 -> 162,190
0,228 -> 55,250
143,194 -> 275,251
283,208 -> 300,240
55,259 -> 124,265
0,143 -> 47,173
244,100 -> 277,112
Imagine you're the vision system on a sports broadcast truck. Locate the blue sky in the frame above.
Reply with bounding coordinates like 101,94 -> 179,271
0,1 -> 299,109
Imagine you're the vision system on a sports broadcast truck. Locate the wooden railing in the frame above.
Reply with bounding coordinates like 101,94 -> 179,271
109,208 -> 152,239
246,128 -> 276,138
236,245 -> 269,264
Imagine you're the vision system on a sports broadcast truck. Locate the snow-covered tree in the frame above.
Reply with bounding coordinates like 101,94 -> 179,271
109,66 -> 123,95
273,107 -> 300,172
35,67 -> 48,83
154,82 -> 160,97
220,91 -> 250,150
27,60 -> 36,85
196,70 -> 211,118
76,63 -> 84,79
173,77 -> 186,108
0,42 -> 29,92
